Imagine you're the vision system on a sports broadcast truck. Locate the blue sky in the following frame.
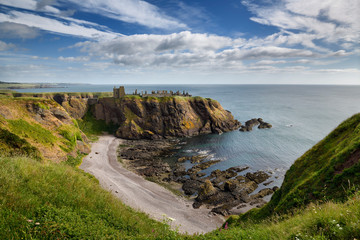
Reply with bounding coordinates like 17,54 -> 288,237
0,0 -> 359,84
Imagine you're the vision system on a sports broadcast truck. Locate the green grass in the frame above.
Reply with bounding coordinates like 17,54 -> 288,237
7,119 -> 57,146
77,109 -> 118,142
0,127 -> 42,160
57,124 -> 83,152
200,192 -> 360,240
0,156 -> 179,239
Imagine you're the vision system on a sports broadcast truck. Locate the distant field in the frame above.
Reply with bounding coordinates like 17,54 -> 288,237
0,82 -> 59,89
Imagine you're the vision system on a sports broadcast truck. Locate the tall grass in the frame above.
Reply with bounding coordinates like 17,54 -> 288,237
0,156 -> 178,239
196,192 -> 360,240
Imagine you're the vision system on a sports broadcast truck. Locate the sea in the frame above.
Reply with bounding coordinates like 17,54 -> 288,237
17,84 -> 360,189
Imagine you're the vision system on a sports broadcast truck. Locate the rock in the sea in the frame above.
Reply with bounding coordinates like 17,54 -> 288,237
246,171 -> 271,184
190,155 -> 207,164
258,122 -> 272,129
239,118 -> 272,131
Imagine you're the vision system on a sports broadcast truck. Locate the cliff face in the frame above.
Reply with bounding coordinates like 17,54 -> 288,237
0,97 -> 90,162
92,96 -> 240,139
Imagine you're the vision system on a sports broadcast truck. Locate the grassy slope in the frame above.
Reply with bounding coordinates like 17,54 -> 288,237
201,193 -> 360,240
0,156 -> 177,239
0,96 -> 89,162
239,113 -> 360,222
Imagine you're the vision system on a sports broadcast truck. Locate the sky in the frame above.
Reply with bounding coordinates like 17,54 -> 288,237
0,0 -> 359,84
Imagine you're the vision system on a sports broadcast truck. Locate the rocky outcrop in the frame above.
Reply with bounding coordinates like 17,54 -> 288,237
240,118 -> 272,132
93,96 -> 240,139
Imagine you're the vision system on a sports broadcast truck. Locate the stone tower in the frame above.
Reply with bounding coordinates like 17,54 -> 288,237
113,86 -> 125,98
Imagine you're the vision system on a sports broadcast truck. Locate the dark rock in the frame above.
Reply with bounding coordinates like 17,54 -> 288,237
182,179 -> 202,195
246,171 -> 271,184
196,179 -> 217,201
192,201 -> 202,209
252,188 -> 274,199
237,204 -> 247,209
173,164 -> 187,177
272,186 -> 279,191
196,172 -> 206,178
213,128 -> 223,135
258,122 -> 272,129
190,155 -> 207,164
211,206 -> 230,216
178,157 -> 188,162
263,180 -> 274,186
229,166 -> 249,173
187,160 -> 220,175
239,125 -> 252,132
245,118 -> 260,128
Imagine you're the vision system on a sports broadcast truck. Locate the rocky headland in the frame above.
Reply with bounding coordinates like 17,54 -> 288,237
92,96 -> 241,139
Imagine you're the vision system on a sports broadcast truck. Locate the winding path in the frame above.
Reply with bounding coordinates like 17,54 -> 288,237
80,135 -> 224,234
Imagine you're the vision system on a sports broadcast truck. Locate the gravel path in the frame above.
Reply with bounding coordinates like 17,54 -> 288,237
80,135 -> 224,234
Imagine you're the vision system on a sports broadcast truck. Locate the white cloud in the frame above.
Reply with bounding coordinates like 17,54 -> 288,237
0,0 -> 60,14
58,56 -> 90,62
64,0 -> 186,29
0,22 -> 39,39
243,0 -> 360,50
0,11 -> 121,39
0,40 -> 15,51
73,32 -> 322,70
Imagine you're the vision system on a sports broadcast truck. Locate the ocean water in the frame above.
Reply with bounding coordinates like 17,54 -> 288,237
17,84 -> 360,188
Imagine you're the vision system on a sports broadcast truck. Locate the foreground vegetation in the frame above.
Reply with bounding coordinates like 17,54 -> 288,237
0,156 -> 177,239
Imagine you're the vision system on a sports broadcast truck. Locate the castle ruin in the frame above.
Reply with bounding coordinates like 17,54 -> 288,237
113,86 -> 125,98
113,86 -> 191,98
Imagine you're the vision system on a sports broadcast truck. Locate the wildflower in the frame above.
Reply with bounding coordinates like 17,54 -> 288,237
35,222 -> 40,226
332,220 -> 336,223
224,222 -> 228,230
27,219 -> 33,223
168,217 -> 175,222
336,224 -> 340,227
339,227 -> 343,230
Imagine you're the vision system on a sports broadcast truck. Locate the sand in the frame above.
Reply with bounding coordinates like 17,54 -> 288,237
80,135 -> 224,234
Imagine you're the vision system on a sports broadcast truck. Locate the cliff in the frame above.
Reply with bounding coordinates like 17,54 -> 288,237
237,113 -> 360,221
0,96 -> 90,162
92,96 -> 241,139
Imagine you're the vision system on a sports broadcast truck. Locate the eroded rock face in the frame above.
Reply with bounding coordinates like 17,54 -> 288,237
92,97 -> 241,139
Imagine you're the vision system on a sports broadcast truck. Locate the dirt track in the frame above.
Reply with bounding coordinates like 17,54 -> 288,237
80,135 -> 224,234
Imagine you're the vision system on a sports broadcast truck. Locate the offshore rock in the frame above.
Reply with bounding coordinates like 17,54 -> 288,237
92,96 -> 240,139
